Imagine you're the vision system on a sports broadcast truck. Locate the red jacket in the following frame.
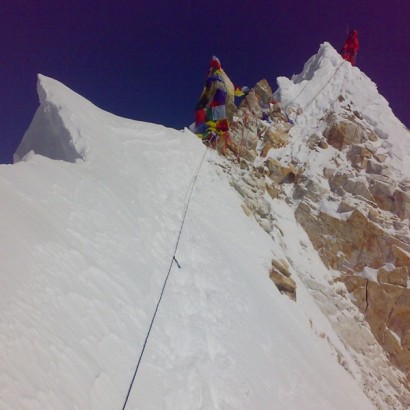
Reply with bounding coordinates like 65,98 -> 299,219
341,30 -> 359,65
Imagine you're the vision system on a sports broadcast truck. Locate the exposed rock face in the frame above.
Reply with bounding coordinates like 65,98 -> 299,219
338,276 -> 410,378
227,79 -> 291,161
269,258 -> 296,300
293,110 -> 410,382
226,79 -> 304,240
295,204 -> 410,273
269,268 -> 297,301
265,157 -> 301,185
378,266 -> 408,287
261,125 -> 290,157
324,113 -> 378,150
323,116 -> 410,221
213,74 -> 410,405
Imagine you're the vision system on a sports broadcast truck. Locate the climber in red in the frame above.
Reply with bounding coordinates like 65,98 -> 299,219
340,30 -> 359,66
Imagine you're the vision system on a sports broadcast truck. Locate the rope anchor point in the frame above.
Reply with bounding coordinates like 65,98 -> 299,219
173,256 -> 181,269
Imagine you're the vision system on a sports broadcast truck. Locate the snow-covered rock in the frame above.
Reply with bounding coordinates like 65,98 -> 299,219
222,42 -> 410,407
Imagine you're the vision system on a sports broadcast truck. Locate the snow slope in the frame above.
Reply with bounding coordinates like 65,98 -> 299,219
0,75 -> 374,409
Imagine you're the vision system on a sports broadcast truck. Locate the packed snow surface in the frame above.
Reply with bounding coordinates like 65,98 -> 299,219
0,75 -> 375,409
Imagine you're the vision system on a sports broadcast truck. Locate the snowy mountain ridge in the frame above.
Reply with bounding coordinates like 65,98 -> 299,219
277,42 -> 410,176
1,42 -> 410,409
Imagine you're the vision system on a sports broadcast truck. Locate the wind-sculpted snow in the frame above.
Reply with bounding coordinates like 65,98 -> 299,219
14,75 -> 87,162
0,76 -> 375,409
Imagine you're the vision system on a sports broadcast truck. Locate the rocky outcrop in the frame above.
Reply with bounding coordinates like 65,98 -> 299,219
261,125 -> 290,157
378,266 -> 408,287
292,108 -> 410,381
322,114 -> 410,221
338,275 -> 410,378
296,194 -> 410,382
227,79 -> 291,161
269,259 -> 296,301
265,157 -> 301,185
295,203 -> 410,272
214,73 -> 410,404
323,114 -> 378,150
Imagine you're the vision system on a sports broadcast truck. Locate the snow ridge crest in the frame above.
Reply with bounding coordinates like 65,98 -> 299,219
14,75 -> 89,163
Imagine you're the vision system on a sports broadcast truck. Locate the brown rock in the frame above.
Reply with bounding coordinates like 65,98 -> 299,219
337,275 -> 367,292
353,110 -> 363,120
240,90 -> 262,118
296,204 -> 410,272
307,134 -> 321,150
241,203 -> 252,216
365,281 -> 403,341
343,178 -> 374,201
303,179 -> 329,202
338,276 -> 410,375
366,160 -> 384,175
318,139 -> 328,149
270,100 -> 282,113
329,172 -> 378,203
263,127 -> 289,149
393,190 -> 410,220
340,279 -> 410,378
387,289 -> 410,342
269,269 -> 296,301
367,176 -> 395,212
264,157 -> 300,185
351,284 -> 368,312
384,329 -> 402,357
270,110 -> 288,122
266,183 -> 280,199
228,106 -> 260,161
323,167 -> 335,179
399,179 -> 410,192
347,145 -> 372,169
239,159 -> 249,170
368,131 -> 379,142
260,142 -> 273,158
329,171 -> 350,194
337,275 -> 368,311
306,133 -> 328,150
403,330 -> 410,349
374,153 -> 388,163
324,119 -> 370,150
378,266 -> 408,287
260,124 -> 291,157
253,79 -> 273,105
392,245 -> 410,269
337,200 -> 356,213
226,135 -> 257,162
271,258 -> 291,277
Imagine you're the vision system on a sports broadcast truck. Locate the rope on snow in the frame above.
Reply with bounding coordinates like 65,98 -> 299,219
302,60 -> 346,113
284,59 -> 346,122
121,147 -> 208,410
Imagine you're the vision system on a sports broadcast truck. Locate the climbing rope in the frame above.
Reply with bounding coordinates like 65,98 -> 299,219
286,79 -> 311,109
302,60 -> 345,112
121,147 -> 208,410
285,59 -> 346,121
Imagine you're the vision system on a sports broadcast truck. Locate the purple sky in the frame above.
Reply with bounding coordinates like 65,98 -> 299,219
1,0 -> 409,163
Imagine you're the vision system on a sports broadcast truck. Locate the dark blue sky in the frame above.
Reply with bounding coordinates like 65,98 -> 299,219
1,0 -> 409,163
